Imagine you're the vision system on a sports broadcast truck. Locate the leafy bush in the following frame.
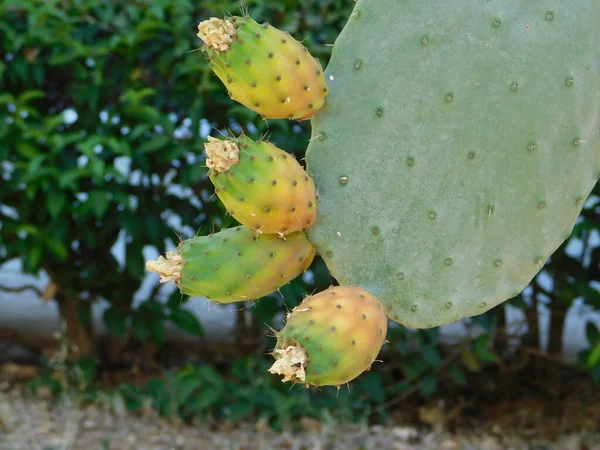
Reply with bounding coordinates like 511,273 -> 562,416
0,0 -> 348,357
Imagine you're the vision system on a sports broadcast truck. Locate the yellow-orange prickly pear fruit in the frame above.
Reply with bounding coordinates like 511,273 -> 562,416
269,286 -> 388,387
197,16 -> 328,120
205,134 -> 318,235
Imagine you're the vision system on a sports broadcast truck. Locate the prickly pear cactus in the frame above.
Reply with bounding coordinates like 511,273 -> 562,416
305,0 -> 600,327
205,135 -> 318,235
146,1 -> 599,388
269,286 -> 387,387
146,226 -> 315,303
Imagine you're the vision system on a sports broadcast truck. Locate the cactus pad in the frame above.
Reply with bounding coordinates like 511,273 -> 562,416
206,135 -> 318,235
305,1 -> 600,327
146,226 -> 315,303
269,286 -> 387,387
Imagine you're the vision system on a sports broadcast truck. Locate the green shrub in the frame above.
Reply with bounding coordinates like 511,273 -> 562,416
0,0 -> 348,355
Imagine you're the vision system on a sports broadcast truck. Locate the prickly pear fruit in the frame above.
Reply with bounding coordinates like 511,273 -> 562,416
197,16 -> 328,120
145,226 -> 315,303
205,135 -> 317,235
268,286 -> 387,387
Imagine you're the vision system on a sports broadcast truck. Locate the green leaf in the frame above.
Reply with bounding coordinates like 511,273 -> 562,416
473,334 -> 498,364
146,377 -> 169,414
460,350 -> 482,372
16,224 -> 40,236
400,359 -> 427,381
589,344 -> 600,368
189,97 -> 203,138
125,242 -> 145,279
103,307 -> 128,339
88,191 -> 111,219
355,372 -> 385,403
73,357 -> 98,389
129,124 -> 152,140
225,400 -> 253,422
24,243 -> 43,273
119,87 -> 156,106
419,374 -> 437,398
196,366 -> 224,390
119,384 -> 144,412
89,159 -> 106,180
16,141 -> 40,158
132,313 -> 150,341
386,381 -> 411,395
18,90 -> 46,104
138,134 -> 170,154
586,322 -> 600,346
421,345 -> 442,368
47,191 -> 67,220
45,239 -> 68,260
176,376 -> 203,407
25,154 -> 45,180
59,170 -> 83,190
187,389 -> 221,413
150,316 -> 165,346
169,308 -> 204,337
449,364 -> 467,385
397,339 -> 410,356
0,92 -> 15,104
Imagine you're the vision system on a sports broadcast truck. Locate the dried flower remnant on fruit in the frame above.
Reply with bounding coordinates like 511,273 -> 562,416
268,344 -> 308,382
146,252 -> 182,283
197,18 -> 236,53
204,137 -> 240,172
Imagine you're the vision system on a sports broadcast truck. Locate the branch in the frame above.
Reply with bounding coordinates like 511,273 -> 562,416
535,281 -> 554,300
0,283 -> 43,297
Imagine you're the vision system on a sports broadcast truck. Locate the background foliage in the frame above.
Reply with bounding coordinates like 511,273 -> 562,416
1,0 -> 599,426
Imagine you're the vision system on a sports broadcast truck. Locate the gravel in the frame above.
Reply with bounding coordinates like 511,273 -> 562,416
1,387 -> 598,450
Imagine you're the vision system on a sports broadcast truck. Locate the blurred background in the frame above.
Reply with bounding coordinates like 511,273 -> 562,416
0,1 -> 599,449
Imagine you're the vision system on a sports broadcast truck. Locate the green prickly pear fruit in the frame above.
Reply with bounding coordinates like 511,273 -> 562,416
145,226 -> 315,303
268,286 -> 388,387
205,135 -> 318,236
197,16 -> 328,120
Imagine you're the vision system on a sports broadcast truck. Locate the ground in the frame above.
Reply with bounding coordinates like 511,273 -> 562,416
1,381 -> 599,450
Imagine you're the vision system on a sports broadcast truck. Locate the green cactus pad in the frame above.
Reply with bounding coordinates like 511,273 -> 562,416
269,286 -> 387,387
305,1 -> 599,328
146,226 -> 315,304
